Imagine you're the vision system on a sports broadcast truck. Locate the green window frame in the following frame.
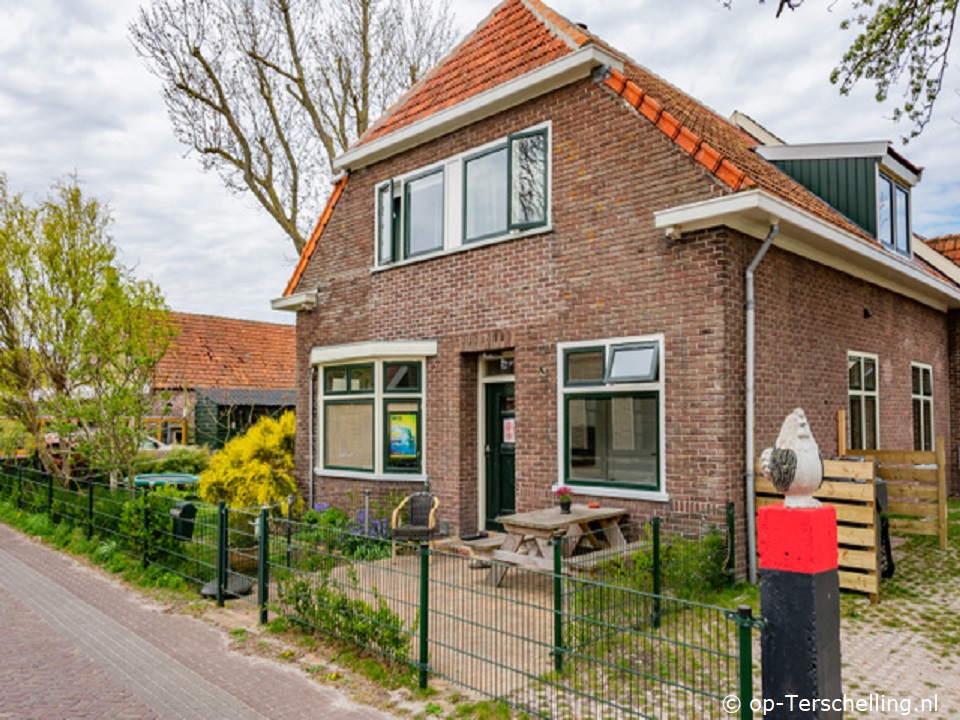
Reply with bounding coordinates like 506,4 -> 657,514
324,400 -> 375,472
404,169 -> 445,258
384,399 -> 422,473
377,180 -> 399,265
560,338 -> 663,493
912,363 -> 933,452
320,360 -> 425,475
507,129 -> 548,231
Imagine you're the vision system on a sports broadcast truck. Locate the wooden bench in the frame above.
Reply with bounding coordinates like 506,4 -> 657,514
461,535 -> 505,565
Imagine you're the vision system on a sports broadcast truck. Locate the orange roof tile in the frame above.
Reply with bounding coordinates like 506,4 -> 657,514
357,0 -> 579,146
153,313 -> 295,391
926,234 -> 960,264
284,175 -> 348,297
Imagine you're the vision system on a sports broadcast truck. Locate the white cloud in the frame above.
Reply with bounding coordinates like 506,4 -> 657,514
1,0 -> 958,331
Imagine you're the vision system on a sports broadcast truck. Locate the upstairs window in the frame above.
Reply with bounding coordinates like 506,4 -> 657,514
376,124 -> 550,265
877,173 -> 910,256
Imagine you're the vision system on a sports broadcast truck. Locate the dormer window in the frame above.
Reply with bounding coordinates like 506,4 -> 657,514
878,172 -> 910,256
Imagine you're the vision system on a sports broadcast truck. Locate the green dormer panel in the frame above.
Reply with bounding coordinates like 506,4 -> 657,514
771,157 -> 878,236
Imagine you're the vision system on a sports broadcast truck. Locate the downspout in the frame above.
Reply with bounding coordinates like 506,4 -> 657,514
308,365 -> 316,511
745,222 -> 779,584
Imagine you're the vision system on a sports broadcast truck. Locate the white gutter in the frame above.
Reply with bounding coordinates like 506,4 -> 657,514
334,45 -> 623,172
655,189 -> 960,312
745,223 -> 779,584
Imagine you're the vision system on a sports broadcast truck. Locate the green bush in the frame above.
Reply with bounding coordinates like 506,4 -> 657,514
118,491 -> 184,559
135,445 -> 210,475
198,412 -> 299,513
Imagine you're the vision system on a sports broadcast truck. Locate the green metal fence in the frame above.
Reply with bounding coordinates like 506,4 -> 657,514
0,463 -> 759,718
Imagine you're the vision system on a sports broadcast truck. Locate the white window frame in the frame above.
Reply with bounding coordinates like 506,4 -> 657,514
556,334 -> 668,502
313,342 -> 435,481
911,362 -> 934,452
848,351 -> 880,451
373,122 -> 552,270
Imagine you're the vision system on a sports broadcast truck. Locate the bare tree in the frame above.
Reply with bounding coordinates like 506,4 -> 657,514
130,0 -> 456,254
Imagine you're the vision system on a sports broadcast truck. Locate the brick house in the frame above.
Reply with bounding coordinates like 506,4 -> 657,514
151,313 -> 295,448
273,0 -> 960,574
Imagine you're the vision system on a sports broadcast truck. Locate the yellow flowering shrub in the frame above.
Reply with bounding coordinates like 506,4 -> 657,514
198,411 -> 299,511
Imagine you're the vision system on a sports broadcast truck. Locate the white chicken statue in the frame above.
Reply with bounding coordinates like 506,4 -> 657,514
760,408 -> 824,508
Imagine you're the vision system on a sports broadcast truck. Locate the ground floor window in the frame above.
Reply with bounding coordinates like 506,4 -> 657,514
559,336 -> 664,494
848,351 -> 879,450
912,363 -> 933,452
319,359 -> 424,476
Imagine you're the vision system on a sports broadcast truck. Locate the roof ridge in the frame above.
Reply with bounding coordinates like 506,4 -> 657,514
283,175 -> 349,297
517,0 -> 589,49
356,0 -> 519,147
602,68 -> 754,192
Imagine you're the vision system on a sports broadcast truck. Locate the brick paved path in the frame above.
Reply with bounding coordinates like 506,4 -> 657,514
0,524 -> 396,719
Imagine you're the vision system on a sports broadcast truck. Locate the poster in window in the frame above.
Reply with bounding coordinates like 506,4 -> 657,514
503,417 -> 516,444
389,412 -> 418,461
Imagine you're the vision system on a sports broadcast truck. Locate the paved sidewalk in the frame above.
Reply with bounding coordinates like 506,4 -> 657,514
0,524 -> 397,720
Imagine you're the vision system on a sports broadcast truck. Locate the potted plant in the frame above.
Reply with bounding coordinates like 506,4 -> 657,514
554,485 -> 574,514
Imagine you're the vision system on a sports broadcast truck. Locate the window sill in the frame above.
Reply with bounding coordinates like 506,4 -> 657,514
371,225 -> 553,273
314,467 -> 428,483
557,483 -> 669,503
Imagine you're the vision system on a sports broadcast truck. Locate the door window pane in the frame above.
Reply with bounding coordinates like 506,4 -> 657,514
405,171 -> 444,256
464,148 -> 507,241
510,133 -> 547,227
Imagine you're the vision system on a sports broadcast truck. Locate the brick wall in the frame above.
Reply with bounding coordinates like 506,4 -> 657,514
290,75 -> 953,554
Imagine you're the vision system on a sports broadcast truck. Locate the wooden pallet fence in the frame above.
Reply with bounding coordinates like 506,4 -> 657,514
847,441 -> 948,551
754,458 -> 880,603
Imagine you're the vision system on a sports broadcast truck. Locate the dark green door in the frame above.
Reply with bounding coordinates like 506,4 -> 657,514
485,383 -> 516,532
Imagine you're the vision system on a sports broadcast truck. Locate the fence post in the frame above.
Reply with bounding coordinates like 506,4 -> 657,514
552,533 -> 564,673
286,495 -> 294,568
47,472 -> 54,514
652,516 -> 662,629
142,490 -> 151,568
216,501 -> 227,608
418,542 -> 430,690
736,605 -> 756,720
87,479 -> 95,540
726,501 -> 736,585
16,466 -> 22,509
258,507 -> 270,625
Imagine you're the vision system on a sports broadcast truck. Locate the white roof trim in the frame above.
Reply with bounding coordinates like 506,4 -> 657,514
915,240 -> 960,284
271,292 -> 317,312
311,340 -> 439,365
755,142 -> 921,186
654,189 -> 960,312
334,45 -> 623,172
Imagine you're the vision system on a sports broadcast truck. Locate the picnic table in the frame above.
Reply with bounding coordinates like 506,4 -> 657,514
487,504 -> 627,586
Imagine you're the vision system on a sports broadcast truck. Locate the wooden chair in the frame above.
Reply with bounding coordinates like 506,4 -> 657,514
391,491 -> 439,561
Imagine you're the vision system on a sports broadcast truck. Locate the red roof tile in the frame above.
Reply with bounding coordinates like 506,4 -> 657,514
926,234 -> 960,263
357,0 -> 578,146
153,313 -> 295,391
284,175 -> 347,297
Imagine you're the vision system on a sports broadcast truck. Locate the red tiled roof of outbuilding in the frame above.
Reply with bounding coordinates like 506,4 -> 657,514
925,234 -> 960,263
152,313 -> 295,391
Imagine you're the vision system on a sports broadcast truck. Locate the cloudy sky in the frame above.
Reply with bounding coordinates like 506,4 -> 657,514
2,1 -> 959,324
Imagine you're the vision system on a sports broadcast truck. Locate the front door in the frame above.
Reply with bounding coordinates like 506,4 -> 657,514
485,382 -> 516,532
